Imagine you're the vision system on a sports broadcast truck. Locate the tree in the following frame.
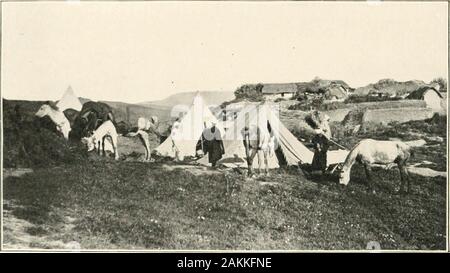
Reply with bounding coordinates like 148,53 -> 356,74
430,77 -> 447,92
234,83 -> 265,101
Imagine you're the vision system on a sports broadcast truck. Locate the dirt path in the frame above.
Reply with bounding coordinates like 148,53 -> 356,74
3,200 -> 81,250
407,167 -> 447,178
3,168 -> 34,179
371,162 -> 446,178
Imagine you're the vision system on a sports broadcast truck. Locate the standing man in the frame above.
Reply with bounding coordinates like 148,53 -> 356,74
171,117 -> 182,161
305,111 -> 332,174
201,121 -> 225,168
311,128 -> 330,174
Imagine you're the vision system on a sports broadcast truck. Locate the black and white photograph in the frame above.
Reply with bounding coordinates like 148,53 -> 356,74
0,1 -> 448,253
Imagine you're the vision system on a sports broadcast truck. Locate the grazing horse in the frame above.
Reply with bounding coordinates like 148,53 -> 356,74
126,116 -> 159,161
242,123 -> 275,177
82,120 -> 119,160
339,139 -> 425,194
35,104 -> 71,140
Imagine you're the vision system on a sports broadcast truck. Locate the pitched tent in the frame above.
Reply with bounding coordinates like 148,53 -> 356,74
198,104 -> 280,168
198,103 -> 348,168
153,93 -> 223,159
56,86 -> 83,111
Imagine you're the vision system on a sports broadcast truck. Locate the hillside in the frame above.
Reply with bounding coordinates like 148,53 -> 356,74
99,100 -> 172,125
353,79 -> 428,97
139,91 -> 235,108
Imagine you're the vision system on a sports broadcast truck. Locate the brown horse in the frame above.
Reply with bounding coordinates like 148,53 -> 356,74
71,101 -> 115,141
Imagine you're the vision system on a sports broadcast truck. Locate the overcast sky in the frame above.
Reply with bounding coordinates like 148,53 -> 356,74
2,1 -> 447,103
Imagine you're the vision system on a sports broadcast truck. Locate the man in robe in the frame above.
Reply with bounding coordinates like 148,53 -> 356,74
200,122 -> 224,168
311,128 -> 330,174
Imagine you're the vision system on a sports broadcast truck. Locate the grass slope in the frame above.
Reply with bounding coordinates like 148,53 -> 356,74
3,160 -> 446,250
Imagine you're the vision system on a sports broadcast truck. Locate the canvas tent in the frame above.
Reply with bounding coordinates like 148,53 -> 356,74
56,86 -> 83,111
153,93 -> 223,159
198,103 -> 348,168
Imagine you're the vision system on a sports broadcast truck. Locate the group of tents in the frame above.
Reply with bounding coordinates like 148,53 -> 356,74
56,87 -> 348,169
153,93 -> 348,169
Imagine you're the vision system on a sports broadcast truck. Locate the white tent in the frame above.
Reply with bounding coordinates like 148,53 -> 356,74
56,86 -> 83,111
198,103 -> 348,168
153,93 -> 223,159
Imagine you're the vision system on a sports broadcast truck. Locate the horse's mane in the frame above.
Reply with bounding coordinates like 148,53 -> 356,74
342,142 -> 360,169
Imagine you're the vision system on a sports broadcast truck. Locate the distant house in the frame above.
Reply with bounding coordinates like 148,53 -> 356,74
368,90 -> 391,98
261,83 -> 297,100
406,86 -> 443,111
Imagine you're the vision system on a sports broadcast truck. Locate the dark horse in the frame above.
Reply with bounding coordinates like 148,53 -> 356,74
63,108 -> 80,128
70,101 -> 116,141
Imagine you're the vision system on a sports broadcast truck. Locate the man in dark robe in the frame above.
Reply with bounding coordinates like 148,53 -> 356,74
199,122 -> 225,168
311,129 -> 330,174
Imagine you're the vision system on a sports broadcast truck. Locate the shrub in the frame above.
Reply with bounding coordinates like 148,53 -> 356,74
345,95 -> 401,104
288,99 -> 347,111
234,83 -> 265,101
3,100 -> 88,168
430,77 -> 447,92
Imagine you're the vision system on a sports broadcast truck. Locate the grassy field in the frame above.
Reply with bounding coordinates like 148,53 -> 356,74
3,158 -> 446,250
2,99 -> 448,250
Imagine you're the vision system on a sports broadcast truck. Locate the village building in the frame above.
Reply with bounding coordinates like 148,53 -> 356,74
260,83 -> 297,100
406,85 -> 443,111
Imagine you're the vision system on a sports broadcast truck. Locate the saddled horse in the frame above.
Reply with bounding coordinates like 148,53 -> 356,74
242,123 -> 275,177
339,139 -> 425,194
71,101 -> 116,141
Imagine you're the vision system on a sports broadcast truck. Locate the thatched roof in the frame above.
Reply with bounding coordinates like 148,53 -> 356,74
325,85 -> 348,99
354,80 -> 428,97
406,86 -> 443,100
296,78 -> 351,94
261,83 -> 297,94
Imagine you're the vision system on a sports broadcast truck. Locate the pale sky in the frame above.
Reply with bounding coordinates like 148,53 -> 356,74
1,1 -> 448,103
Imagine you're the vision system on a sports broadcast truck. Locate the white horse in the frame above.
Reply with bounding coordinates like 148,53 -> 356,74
82,120 -> 119,160
126,116 -> 158,161
35,104 -> 71,140
339,139 -> 425,194
242,124 -> 276,177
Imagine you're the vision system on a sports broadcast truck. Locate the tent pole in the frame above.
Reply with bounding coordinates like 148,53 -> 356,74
328,138 -> 348,150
